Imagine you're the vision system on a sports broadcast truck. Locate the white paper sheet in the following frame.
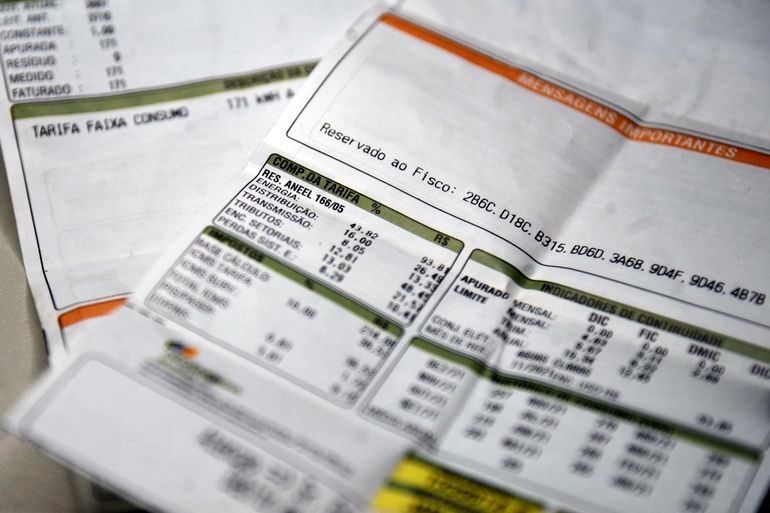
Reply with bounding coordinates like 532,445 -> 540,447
0,0 -> 378,361
8,1 -> 770,512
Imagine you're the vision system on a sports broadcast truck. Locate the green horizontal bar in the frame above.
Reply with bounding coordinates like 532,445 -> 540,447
470,249 -> 770,363
267,154 -> 463,253
203,226 -> 401,337
11,62 -> 315,119
411,337 -> 759,461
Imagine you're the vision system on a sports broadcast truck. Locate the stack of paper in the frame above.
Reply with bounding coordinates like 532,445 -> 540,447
2,1 -> 769,513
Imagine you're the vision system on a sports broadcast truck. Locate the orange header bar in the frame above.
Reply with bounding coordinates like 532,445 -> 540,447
58,298 -> 126,329
380,14 -> 770,170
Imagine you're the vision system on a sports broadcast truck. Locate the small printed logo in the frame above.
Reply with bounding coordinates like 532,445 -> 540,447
165,341 -> 200,359
156,340 -> 241,395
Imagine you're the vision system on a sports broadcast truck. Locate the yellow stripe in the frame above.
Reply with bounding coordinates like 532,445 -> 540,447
379,457 -> 542,513
372,488 -> 470,513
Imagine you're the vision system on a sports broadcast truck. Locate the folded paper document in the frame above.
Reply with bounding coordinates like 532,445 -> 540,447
6,1 -> 770,512
0,0 -> 378,361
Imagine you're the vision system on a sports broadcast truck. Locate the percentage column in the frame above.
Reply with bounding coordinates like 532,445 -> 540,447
318,223 -> 379,284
